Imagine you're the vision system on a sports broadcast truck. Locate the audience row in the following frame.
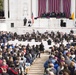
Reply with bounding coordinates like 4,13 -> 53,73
0,30 -> 76,75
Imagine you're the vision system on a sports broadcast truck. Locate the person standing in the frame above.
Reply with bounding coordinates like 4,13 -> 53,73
36,45 -> 40,58
39,42 -> 44,53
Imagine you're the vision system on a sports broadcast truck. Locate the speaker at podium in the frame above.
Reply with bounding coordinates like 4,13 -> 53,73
60,20 -> 66,27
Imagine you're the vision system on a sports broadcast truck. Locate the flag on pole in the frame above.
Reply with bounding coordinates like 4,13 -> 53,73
31,13 -> 34,24
70,12 -> 74,20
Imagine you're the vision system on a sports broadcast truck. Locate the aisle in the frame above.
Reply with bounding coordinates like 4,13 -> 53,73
28,53 -> 49,75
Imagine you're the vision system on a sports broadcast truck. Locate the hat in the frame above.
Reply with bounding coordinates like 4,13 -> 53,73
49,63 -> 54,67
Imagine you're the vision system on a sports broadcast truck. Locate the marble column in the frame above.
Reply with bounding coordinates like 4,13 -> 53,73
71,0 -> 75,19
32,0 -> 38,17
4,0 -> 8,19
27,0 -> 32,19
17,0 -> 23,20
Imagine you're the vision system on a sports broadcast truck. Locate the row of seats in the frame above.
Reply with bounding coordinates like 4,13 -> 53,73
40,12 -> 66,18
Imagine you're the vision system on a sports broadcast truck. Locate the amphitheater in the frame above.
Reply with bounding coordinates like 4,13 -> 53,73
0,0 -> 76,75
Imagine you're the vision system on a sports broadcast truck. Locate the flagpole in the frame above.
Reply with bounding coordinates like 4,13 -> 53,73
31,0 -> 33,26
31,0 -> 32,14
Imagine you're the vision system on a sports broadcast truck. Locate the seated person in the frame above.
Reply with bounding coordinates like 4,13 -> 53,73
50,12 -> 56,17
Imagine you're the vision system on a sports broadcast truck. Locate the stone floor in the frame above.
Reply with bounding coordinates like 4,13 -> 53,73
28,53 -> 49,75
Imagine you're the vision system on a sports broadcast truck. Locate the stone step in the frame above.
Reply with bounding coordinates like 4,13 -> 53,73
31,65 -> 44,67
30,66 -> 44,69
28,73 -> 43,75
29,71 -> 44,74
30,69 -> 44,72
28,53 -> 49,75
29,72 -> 44,73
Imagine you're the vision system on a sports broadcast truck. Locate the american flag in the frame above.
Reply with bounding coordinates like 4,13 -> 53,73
31,13 -> 34,24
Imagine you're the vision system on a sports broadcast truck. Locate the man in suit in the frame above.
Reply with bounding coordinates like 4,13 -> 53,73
24,17 -> 27,26
47,39 -> 51,45
39,42 -> 44,52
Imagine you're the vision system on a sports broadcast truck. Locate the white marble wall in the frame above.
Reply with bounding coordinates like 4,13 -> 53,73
32,18 -> 75,28
0,0 -> 75,33
4,0 -> 8,19
9,0 -> 18,19
4,0 -> 75,20
32,0 -> 38,18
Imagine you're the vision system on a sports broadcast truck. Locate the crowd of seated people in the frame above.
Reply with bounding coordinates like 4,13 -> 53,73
0,43 -> 42,75
0,31 -> 46,75
40,12 -> 66,18
0,31 -> 49,43
0,30 -> 76,75
44,30 -> 76,75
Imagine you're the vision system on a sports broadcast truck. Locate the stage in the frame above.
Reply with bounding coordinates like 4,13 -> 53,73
32,18 -> 75,28
16,18 -> 76,34
0,18 -> 76,34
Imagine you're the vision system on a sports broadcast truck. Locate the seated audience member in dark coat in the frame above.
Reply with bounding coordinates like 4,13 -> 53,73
47,39 -> 51,45
8,64 -> 18,75
68,61 -> 75,75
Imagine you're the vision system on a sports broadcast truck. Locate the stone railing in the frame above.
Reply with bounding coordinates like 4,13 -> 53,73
0,19 -> 6,23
